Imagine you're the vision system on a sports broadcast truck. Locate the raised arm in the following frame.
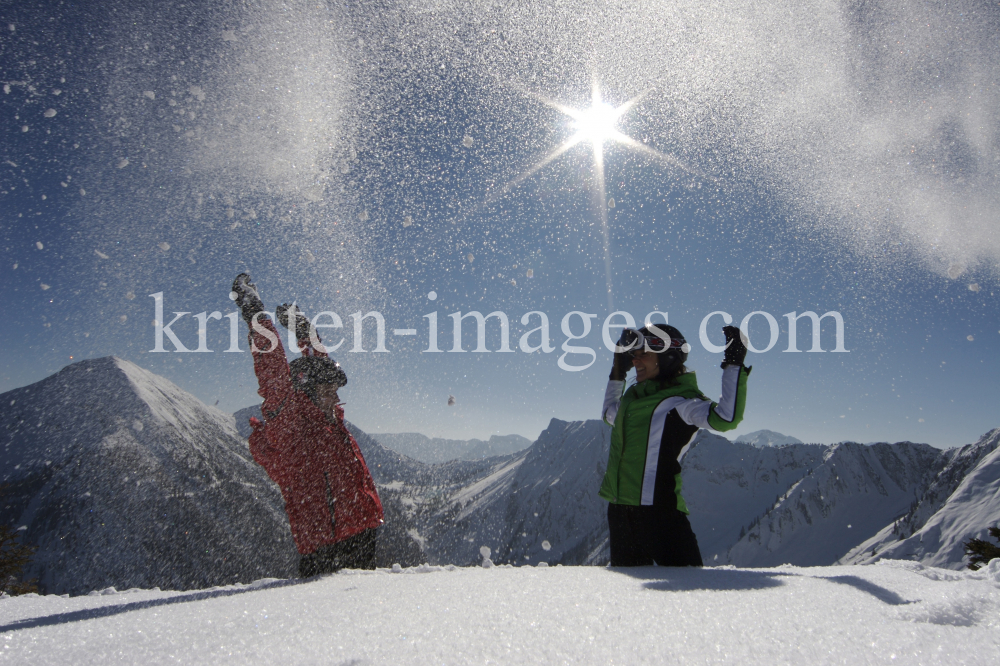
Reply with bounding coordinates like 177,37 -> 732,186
232,274 -> 292,415
674,326 -> 752,432
248,315 -> 293,411
602,342 -> 633,424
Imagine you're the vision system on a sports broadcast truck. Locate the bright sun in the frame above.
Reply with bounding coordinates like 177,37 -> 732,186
568,100 -> 623,146
491,81 -> 706,309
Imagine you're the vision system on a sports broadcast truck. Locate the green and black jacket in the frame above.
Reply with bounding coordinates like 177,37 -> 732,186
598,365 -> 751,511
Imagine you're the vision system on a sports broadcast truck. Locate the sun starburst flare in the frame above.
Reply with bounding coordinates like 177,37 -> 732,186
493,83 -> 703,308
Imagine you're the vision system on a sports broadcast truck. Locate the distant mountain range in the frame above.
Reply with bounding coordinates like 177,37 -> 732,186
3,357 -> 998,595
733,429 -> 805,447
366,432 -> 532,464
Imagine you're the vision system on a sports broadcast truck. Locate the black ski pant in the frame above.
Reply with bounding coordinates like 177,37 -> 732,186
298,527 -> 378,577
607,503 -> 703,567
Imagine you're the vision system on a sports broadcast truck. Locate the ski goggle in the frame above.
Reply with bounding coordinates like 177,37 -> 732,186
615,327 -> 692,356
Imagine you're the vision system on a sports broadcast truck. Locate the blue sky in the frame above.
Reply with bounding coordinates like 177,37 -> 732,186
2,1 -> 998,448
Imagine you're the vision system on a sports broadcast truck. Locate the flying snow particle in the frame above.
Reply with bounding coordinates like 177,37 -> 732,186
94,249 -> 108,259
40,283 -> 50,290
918,418 -> 925,423
536,562 -> 548,568
526,269 -> 534,278
8,24 -> 14,32
158,242 -> 170,251
53,89 -> 61,95
79,188 -> 86,196
12,263 -> 17,270
43,108 -> 57,118
967,335 -> 974,341
608,197 -> 615,208
541,540 -> 551,551
143,91 -> 155,100
41,194 -> 46,200
480,545 -> 491,559
120,315 -> 127,323
302,249 -> 316,263
21,125 -> 28,132
359,210 -> 369,222
3,84 -> 9,94
35,241 -> 43,250
125,291 -> 135,300
968,283 -> 981,292
221,30 -> 237,42
132,420 -> 143,432
462,135 -> 474,148
188,86 -> 205,101
116,158 -> 129,168
229,291 -> 238,301
447,395 -> 456,406
402,215 -> 413,227
466,253 -> 474,263
947,264 -> 964,279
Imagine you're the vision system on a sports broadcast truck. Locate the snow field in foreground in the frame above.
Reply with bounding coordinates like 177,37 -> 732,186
1,560 -> 999,665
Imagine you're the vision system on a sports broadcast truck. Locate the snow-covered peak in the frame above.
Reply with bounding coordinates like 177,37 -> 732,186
733,429 -> 804,447
0,356 -> 297,595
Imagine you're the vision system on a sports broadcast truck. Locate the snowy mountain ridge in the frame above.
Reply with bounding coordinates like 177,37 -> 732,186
4,357 -> 998,596
839,428 -> 1000,568
733,429 -> 805,447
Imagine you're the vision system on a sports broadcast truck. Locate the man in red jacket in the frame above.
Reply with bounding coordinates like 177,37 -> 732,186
231,273 -> 384,576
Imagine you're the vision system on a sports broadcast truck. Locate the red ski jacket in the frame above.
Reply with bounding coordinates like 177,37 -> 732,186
246,318 -> 383,555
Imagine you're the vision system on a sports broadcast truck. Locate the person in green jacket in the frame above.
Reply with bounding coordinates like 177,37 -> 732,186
599,324 -> 751,566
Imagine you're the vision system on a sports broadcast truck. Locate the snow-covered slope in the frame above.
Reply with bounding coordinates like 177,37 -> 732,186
2,561 -> 999,665
682,435 -> 828,563
726,442 -> 945,567
420,419 -> 611,567
734,429 -> 804,447
841,429 -> 1000,569
0,357 -> 297,595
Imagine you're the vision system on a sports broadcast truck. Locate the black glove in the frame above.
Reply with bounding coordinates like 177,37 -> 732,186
610,329 -> 635,380
231,273 -> 264,324
276,303 -> 313,340
722,325 -> 748,368
610,351 -> 631,381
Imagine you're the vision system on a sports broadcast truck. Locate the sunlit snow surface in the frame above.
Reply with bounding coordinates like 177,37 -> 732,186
2,562 -> 1000,664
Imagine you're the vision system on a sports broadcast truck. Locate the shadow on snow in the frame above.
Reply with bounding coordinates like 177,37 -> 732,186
614,567 -> 913,605
0,577 -> 309,633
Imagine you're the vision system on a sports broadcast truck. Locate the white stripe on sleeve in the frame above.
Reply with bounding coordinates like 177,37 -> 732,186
713,364 -> 742,422
675,397 -> 712,429
602,380 -> 626,425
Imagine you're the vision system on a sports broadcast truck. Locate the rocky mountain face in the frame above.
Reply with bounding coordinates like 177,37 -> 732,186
724,441 -> 946,566
839,429 -> 1000,568
5,358 -> 997,595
